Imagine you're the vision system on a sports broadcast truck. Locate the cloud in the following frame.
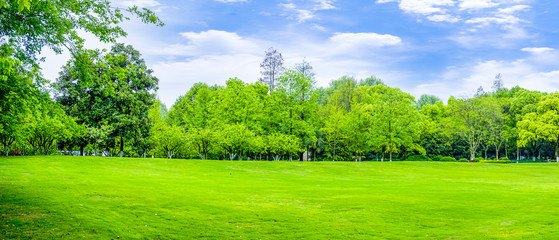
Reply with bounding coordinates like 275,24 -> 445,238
521,47 -> 554,54
427,14 -> 461,23
397,0 -> 455,15
280,0 -> 337,23
120,0 -> 161,8
329,32 -> 402,49
161,30 -> 262,56
377,0 -> 531,24
458,0 -> 499,10
409,50 -> 559,101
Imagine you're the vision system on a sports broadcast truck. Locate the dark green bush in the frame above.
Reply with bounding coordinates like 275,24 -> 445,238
458,158 -> 468,162
406,155 -> 429,161
499,157 -> 509,160
440,156 -> 456,162
473,157 -> 483,162
430,155 -> 442,161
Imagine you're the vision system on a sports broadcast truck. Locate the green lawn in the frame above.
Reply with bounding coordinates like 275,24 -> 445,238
1,156 -> 559,239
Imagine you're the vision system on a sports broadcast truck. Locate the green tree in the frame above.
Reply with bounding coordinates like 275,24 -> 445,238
55,44 -> 159,157
0,0 -> 162,66
276,70 -> 319,161
362,85 -> 422,161
416,94 -> 441,110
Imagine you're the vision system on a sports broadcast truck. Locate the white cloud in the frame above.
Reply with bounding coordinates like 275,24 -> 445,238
412,54 -> 559,101
166,30 -> 262,56
498,4 -> 530,14
427,14 -> 461,23
522,47 -> 555,54
398,0 -> 455,15
458,0 -> 498,10
120,0 -> 161,8
329,32 -> 402,49
280,0 -> 337,23
313,0 -> 336,10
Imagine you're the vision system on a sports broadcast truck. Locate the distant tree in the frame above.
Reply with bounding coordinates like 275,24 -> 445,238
359,76 -> 385,87
294,58 -> 315,80
492,74 -> 505,92
416,94 -> 441,110
259,47 -> 285,91
475,86 -> 485,97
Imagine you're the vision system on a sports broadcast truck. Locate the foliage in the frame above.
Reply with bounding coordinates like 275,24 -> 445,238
406,154 -> 429,161
0,0 -> 163,66
55,44 -> 158,156
439,156 -> 456,162
458,158 -> 468,162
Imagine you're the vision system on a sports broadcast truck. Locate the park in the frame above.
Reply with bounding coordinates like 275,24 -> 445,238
3,1 -> 559,239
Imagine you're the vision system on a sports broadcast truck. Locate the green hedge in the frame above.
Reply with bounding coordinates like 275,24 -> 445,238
430,155 -> 442,161
406,155 -> 430,161
473,157 -> 483,162
480,159 -> 510,163
499,157 -> 509,160
440,156 -> 456,162
458,158 -> 468,162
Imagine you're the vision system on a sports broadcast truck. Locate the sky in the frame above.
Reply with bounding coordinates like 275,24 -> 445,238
40,0 -> 559,108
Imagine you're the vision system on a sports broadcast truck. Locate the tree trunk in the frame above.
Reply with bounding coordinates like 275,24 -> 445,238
119,136 -> 124,157
389,146 -> 393,162
80,145 -> 84,157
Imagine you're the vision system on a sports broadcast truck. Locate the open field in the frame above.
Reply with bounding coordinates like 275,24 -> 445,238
1,156 -> 559,239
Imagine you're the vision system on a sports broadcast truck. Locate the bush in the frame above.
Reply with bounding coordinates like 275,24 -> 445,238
473,157 -> 484,162
440,156 -> 456,162
430,155 -> 442,162
458,158 -> 468,162
480,159 -> 510,163
406,155 -> 430,161
499,157 -> 509,160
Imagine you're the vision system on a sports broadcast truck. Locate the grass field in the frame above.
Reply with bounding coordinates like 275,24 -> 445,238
1,156 -> 559,239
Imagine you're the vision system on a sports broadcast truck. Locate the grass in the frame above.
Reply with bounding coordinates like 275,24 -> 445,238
1,156 -> 559,239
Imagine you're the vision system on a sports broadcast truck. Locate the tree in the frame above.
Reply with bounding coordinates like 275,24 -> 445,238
518,93 -> 559,161
294,58 -> 315,80
188,128 -> 215,160
276,70 -> 319,161
362,86 -> 422,161
151,123 -> 185,159
321,100 -> 347,161
447,97 -> 498,160
0,0 -> 163,66
55,44 -> 159,157
0,45 -> 39,156
259,47 -> 285,91
416,94 -> 441,110
492,74 -> 505,92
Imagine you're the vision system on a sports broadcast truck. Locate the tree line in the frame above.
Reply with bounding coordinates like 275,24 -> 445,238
2,1 -> 559,162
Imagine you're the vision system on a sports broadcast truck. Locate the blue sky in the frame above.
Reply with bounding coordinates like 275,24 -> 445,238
40,0 -> 559,107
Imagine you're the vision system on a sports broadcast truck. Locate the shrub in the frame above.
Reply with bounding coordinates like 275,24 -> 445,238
480,159 -> 510,163
440,156 -> 456,162
499,157 -> 509,160
406,155 -> 429,161
473,157 -> 484,162
458,158 -> 468,162
430,155 -> 442,162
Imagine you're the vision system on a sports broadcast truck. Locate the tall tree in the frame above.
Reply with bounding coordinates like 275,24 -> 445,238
276,70 -> 319,161
362,85 -> 422,161
55,44 -> 159,157
259,47 -> 285,92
